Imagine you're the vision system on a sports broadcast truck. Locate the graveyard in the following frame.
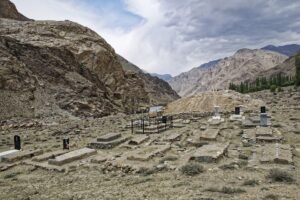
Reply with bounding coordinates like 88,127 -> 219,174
0,87 -> 300,200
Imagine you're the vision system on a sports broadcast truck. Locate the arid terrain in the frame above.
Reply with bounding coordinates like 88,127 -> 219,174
1,87 -> 299,200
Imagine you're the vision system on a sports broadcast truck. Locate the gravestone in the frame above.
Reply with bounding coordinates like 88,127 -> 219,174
162,116 -> 167,124
14,135 -> 21,150
63,138 -> 69,150
235,107 -> 240,115
261,106 -> 266,114
260,113 -> 268,127
214,106 -> 220,117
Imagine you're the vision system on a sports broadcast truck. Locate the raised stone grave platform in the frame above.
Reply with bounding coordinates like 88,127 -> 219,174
88,132 -> 131,149
48,148 -> 96,166
190,142 -> 229,163
229,114 -> 245,122
200,129 -> 219,141
127,145 -> 171,161
242,127 -> 282,146
163,133 -> 182,142
1,149 -> 43,163
135,124 -> 171,134
0,150 -> 19,162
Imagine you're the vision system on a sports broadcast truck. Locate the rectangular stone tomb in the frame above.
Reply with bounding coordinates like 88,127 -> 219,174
255,127 -> 282,143
97,133 -> 121,142
128,135 -> 149,145
163,133 -> 182,142
190,142 -> 229,163
1,149 -> 43,163
0,150 -> 19,162
200,129 -> 219,140
88,135 -> 131,149
229,114 -> 245,121
257,144 -> 293,164
256,127 -> 273,137
48,148 -> 96,166
127,145 -> 171,161
32,150 -> 68,162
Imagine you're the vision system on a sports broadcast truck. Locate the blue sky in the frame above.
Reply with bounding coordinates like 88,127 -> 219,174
11,0 -> 300,76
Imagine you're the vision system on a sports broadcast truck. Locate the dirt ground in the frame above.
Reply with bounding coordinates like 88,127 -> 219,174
0,87 -> 300,200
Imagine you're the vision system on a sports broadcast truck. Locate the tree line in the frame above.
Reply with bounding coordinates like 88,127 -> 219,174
229,54 -> 300,93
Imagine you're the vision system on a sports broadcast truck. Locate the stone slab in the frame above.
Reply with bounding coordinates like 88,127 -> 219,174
127,145 -> 171,161
163,133 -> 182,142
256,127 -> 273,137
23,160 -> 65,172
128,135 -> 149,145
48,148 -> 96,166
242,129 -> 256,146
97,133 -> 121,142
190,142 -> 229,163
0,150 -> 19,162
200,129 -> 219,140
32,150 -> 68,162
88,136 -> 131,149
1,149 -> 43,163
229,115 -> 245,122
257,144 -> 293,164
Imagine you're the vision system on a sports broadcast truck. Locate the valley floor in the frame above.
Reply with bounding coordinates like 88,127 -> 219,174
0,87 -> 300,200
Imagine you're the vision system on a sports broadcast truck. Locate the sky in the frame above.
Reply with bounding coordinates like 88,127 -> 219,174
11,0 -> 300,76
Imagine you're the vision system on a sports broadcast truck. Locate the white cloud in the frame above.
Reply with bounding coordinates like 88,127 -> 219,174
11,0 -> 300,76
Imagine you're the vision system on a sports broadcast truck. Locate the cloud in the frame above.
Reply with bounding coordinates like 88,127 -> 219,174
11,0 -> 300,76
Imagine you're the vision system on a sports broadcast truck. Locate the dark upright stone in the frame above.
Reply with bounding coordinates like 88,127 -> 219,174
14,135 -> 21,150
235,107 -> 240,115
63,138 -> 70,150
261,106 -> 266,113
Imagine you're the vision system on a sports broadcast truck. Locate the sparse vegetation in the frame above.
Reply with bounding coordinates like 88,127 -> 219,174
180,162 -> 205,176
242,179 -> 259,186
205,186 -> 246,194
264,194 -> 279,200
267,168 -> 294,183
296,54 -> 300,86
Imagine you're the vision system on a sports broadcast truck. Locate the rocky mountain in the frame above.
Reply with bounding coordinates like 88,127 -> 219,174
0,0 -> 30,21
168,49 -> 288,96
118,56 -> 179,105
197,59 -> 221,70
0,0 -> 178,120
150,73 -> 173,81
262,44 -> 300,57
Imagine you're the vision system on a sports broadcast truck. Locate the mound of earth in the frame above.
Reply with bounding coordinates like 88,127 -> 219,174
164,90 -> 264,114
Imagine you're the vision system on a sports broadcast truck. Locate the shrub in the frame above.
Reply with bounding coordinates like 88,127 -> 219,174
205,186 -> 246,194
242,179 -> 259,186
270,85 -> 276,93
264,194 -> 279,200
180,162 -> 205,176
267,168 -> 294,183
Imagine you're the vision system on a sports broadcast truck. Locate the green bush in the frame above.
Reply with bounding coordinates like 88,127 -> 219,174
270,85 -> 276,93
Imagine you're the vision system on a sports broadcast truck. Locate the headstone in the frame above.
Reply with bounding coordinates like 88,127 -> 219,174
63,138 -> 69,150
214,106 -> 220,116
260,113 -> 268,127
235,107 -> 240,115
261,106 -> 266,114
162,116 -> 167,124
14,135 -> 21,150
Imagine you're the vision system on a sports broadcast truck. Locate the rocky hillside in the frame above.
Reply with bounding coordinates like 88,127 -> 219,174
0,0 -> 177,119
168,49 -> 287,96
118,55 -> 179,105
150,73 -> 173,81
0,0 -> 29,21
262,44 -> 300,57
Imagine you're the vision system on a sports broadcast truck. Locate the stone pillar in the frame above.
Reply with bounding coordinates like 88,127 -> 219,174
261,106 -> 266,114
214,106 -> 220,116
235,107 -> 240,115
14,135 -> 21,150
260,113 -> 268,127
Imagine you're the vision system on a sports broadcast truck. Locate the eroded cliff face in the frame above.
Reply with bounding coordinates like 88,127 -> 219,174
0,18 -> 151,119
0,0 -> 30,21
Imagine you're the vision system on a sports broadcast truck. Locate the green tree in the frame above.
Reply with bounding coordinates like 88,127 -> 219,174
270,85 -> 276,93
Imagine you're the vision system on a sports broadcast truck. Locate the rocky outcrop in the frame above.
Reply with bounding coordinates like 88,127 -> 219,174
0,0 -> 30,21
118,55 -> 179,105
0,17 -> 151,119
168,49 -> 287,96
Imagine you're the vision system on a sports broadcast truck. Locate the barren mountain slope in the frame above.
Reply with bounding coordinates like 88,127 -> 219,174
118,55 -> 180,105
169,49 -> 287,96
0,0 -> 30,21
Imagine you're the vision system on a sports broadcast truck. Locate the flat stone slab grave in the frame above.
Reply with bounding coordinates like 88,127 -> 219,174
32,150 -> 69,162
163,133 -> 182,142
128,135 -> 150,145
1,149 -> 43,163
0,150 -> 19,162
190,142 -> 230,163
48,148 -> 96,166
200,129 -> 219,140
97,133 -> 121,142
256,144 -> 293,164
127,145 -> 171,161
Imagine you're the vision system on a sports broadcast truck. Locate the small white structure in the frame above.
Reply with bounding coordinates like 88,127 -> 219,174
0,149 -> 19,162
230,106 -> 245,121
208,106 -> 224,124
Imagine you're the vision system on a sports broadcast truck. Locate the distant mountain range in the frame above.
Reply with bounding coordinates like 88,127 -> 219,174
150,73 -> 173,81
261,44 -> 300,57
